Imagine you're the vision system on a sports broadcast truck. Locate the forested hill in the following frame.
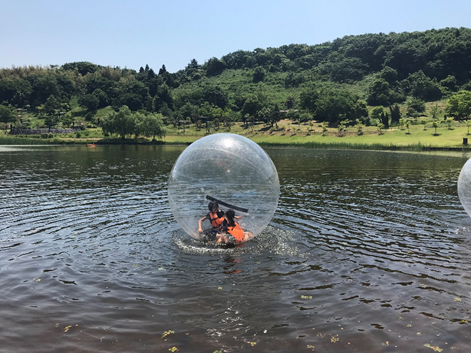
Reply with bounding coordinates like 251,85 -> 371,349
1,27 -> 471,128
194,27 -> 471,82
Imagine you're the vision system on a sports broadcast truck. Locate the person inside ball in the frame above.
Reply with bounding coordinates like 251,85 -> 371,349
198,201 -> 225,241
216,209 -> 254,244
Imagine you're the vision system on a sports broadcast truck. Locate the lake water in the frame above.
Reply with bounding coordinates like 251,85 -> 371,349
1,145 -> 471,353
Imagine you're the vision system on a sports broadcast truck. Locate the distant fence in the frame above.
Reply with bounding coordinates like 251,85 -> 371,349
9,127 -> 84,135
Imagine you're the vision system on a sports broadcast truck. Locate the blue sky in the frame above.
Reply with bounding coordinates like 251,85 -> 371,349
1,0 -> 470,73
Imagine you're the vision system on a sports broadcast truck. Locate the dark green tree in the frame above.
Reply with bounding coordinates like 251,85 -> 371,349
0,105 -> 16,124
241,95 -> 262,118
44,95 -> 60,115
403,70 -> 442,101
153,83 -> 173,111
202,85 -> 228,109
79,93 -> 100,111
204,57 -> 226,77
389,104 -> 401,125
367,78 -> 391,106
62,61 -> 100,75
0,79 -> 32,107
300,87 -> 367,125
178,102 -> 200,123
440,75 -> 458,92
379,66 -> 398,84
252,67 -> 266,83
379,112 -> 390,129
29,75 -> 61,107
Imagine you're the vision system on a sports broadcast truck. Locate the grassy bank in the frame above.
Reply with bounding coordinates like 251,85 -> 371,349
2,120 -> 471,151
150,120 -> 471,150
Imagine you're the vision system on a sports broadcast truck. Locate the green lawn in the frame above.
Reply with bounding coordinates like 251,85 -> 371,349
250,125 -> 470,149
2,120 -> 470,150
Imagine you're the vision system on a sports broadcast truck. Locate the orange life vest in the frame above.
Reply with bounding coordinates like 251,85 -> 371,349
209,211 -> 224,229
226,222 -> 245,243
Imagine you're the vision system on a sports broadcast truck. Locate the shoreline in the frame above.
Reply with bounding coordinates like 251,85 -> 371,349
1,134 -> 471,152
2,120 -> 471,151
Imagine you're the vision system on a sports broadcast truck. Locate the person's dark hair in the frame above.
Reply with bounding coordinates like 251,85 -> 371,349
208,201 -> 219,211
226,209 -> 236,226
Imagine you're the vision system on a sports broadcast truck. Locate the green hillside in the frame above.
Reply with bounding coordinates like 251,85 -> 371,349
1,27 -> 471,142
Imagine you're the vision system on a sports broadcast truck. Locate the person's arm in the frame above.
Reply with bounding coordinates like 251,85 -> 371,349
198,215 -> 208,233
235,215 -> 242,220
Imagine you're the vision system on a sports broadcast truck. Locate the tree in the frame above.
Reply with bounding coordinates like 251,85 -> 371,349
377,122 -> 385,135
355,119 -> 364,135
101,105 -> 136,139
178,102 -> 199,123
79,93 -> 99,111
256,106 -> 272,126
44,95 -> 61,129
446,90 -> 471,120
153,83 -> 173,111
379,66 -> 398,84
300,87 -> 367,126
406,97 -> 426,116
0,105 -> 15,124
252,67 -> 266,83
466,120 -> 471,135
241,95 -> 262,118
285,95 -> 296,109
405,120 -> 411,134
337,119 -> 349,135
204,57 -> 226,77
62,61 -> 99,75
29,74 -> 61,107
399,117 -> 407,130
440,75 -> 458,92
0,78 -> 32,107
367,78 -> 391,106
44,114 -> 59,130
140,113 -> 166,140
270,103 -> 282,128
199,102 -> 224,120
202,85 -> 228,109
371,107 -> 389,129
379,112 -> 390,129
371,106 -> 384,121
445,116 -> 454,129
430,104 -> 439,120
402,70 -> 442,101
389,104 -> 401,125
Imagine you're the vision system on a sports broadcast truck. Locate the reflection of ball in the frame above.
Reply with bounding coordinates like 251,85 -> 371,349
458,158 -> 471,218
168,133 -> 279,240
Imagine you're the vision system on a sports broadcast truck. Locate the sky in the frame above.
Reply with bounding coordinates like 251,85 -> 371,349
1,0 -> 470,73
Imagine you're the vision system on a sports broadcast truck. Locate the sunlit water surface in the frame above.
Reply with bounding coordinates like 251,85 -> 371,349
1,145 -> 471,353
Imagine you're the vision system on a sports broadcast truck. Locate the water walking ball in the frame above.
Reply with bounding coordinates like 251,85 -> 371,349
458,158 -> 471,218
168,133 -> 280,240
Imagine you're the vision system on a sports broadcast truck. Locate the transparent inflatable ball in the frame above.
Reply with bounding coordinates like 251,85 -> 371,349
458,157 -> 471,219
168,133 -> 279,240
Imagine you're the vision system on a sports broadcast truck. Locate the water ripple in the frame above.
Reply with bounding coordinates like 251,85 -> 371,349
1,146 -> 471,352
